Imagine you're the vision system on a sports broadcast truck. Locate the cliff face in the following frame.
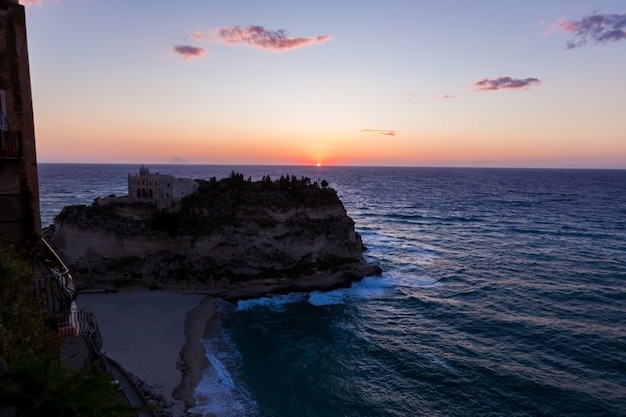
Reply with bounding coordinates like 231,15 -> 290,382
51,175 -> 380,292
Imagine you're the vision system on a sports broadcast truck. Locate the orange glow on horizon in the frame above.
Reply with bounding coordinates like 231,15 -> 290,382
33,123 -> 626,168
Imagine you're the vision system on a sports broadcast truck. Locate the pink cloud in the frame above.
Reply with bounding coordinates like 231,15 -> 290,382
550,12 -> 626,49
442,94 -> 456,99
192,31 -> 209,42
19,0 -> 42,6
473,76 -> 541,91
360,129 -> 397,137
195,25 -> 333,51
173,45 -> 207,61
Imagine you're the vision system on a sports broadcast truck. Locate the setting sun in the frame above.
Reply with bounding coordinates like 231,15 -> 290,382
22,1 -> 626,169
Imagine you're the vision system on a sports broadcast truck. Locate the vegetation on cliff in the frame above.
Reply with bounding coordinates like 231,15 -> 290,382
156,172 -> 339,237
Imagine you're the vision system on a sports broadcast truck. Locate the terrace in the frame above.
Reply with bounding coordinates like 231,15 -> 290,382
33,237 -> 78,315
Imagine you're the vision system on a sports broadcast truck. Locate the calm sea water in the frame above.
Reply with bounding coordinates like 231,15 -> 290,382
38,164 -> 626,417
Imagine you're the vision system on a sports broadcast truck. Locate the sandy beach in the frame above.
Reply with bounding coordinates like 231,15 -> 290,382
77,290 -> 217,416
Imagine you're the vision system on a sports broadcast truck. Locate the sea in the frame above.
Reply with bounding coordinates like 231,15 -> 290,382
38,164 -> 626,417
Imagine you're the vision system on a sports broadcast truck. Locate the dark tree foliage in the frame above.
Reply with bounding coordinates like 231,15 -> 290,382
172,173 -> 337,237
192,172 -> 323,193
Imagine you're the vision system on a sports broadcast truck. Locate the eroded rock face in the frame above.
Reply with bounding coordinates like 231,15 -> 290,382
51,180 -> 379,290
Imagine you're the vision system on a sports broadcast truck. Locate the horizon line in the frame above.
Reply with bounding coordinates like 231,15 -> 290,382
36,162 -> 626,171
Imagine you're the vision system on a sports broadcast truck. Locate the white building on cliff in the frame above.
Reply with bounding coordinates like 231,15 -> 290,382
127,165 -> 198,199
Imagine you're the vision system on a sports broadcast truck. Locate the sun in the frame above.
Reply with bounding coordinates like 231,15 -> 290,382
316,163 -> 322,167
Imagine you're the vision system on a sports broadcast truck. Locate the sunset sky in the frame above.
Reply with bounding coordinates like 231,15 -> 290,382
21,0 -> 626,168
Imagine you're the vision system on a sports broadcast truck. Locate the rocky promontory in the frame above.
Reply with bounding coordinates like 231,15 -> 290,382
49,172 -> 381,298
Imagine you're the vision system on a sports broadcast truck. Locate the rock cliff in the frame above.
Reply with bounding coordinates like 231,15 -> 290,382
50,173 -> 381,296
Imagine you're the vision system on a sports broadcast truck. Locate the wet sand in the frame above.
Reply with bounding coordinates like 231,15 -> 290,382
173,296 -> 218,414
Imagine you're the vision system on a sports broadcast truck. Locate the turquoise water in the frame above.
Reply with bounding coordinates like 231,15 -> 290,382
38,165 -> 626,416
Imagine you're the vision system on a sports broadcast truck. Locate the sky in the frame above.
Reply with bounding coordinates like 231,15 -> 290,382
20,0 -> 626,168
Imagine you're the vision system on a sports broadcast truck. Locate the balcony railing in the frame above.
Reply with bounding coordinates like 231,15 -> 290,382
0,130 -> 23,158
56,310 -> 103,352
34,237 -> 78,314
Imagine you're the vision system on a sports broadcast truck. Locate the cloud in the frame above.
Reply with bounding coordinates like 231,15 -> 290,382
442,94 -> 456,99
360,129 -> 397,136
173,45 -> 207,61
473,76 -> 541,91
19,0 -> 42,6
195,25 -> 333,51
550,12 -> 626,49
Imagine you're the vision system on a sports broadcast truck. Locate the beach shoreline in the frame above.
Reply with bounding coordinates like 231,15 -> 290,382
76,290 -> 213,416
173,296 -> 218,415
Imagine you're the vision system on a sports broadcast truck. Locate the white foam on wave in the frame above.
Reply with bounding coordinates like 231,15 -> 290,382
236,270 -> 441,311
236,292 -> 306,311
384,269 -> 442,289
353,275 -> 395,297
307,288 -> 347,306
188,331 -> 258,417
307,276 -> 394,307
188,368 -> 248,417
206,352 -> 235,388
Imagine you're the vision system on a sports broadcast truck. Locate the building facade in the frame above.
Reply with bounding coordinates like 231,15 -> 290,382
0,0 -> 41,246
128,165 -> 198,200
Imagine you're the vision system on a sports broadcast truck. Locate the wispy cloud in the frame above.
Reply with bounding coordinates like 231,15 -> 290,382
360,129 -> 397,137
442,94 -> 456,99
473,76 -> 541,91
549,12 -> 626,49
194,25 -> 333,51
173,45 -> 207,61
19,0 -> 43,6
